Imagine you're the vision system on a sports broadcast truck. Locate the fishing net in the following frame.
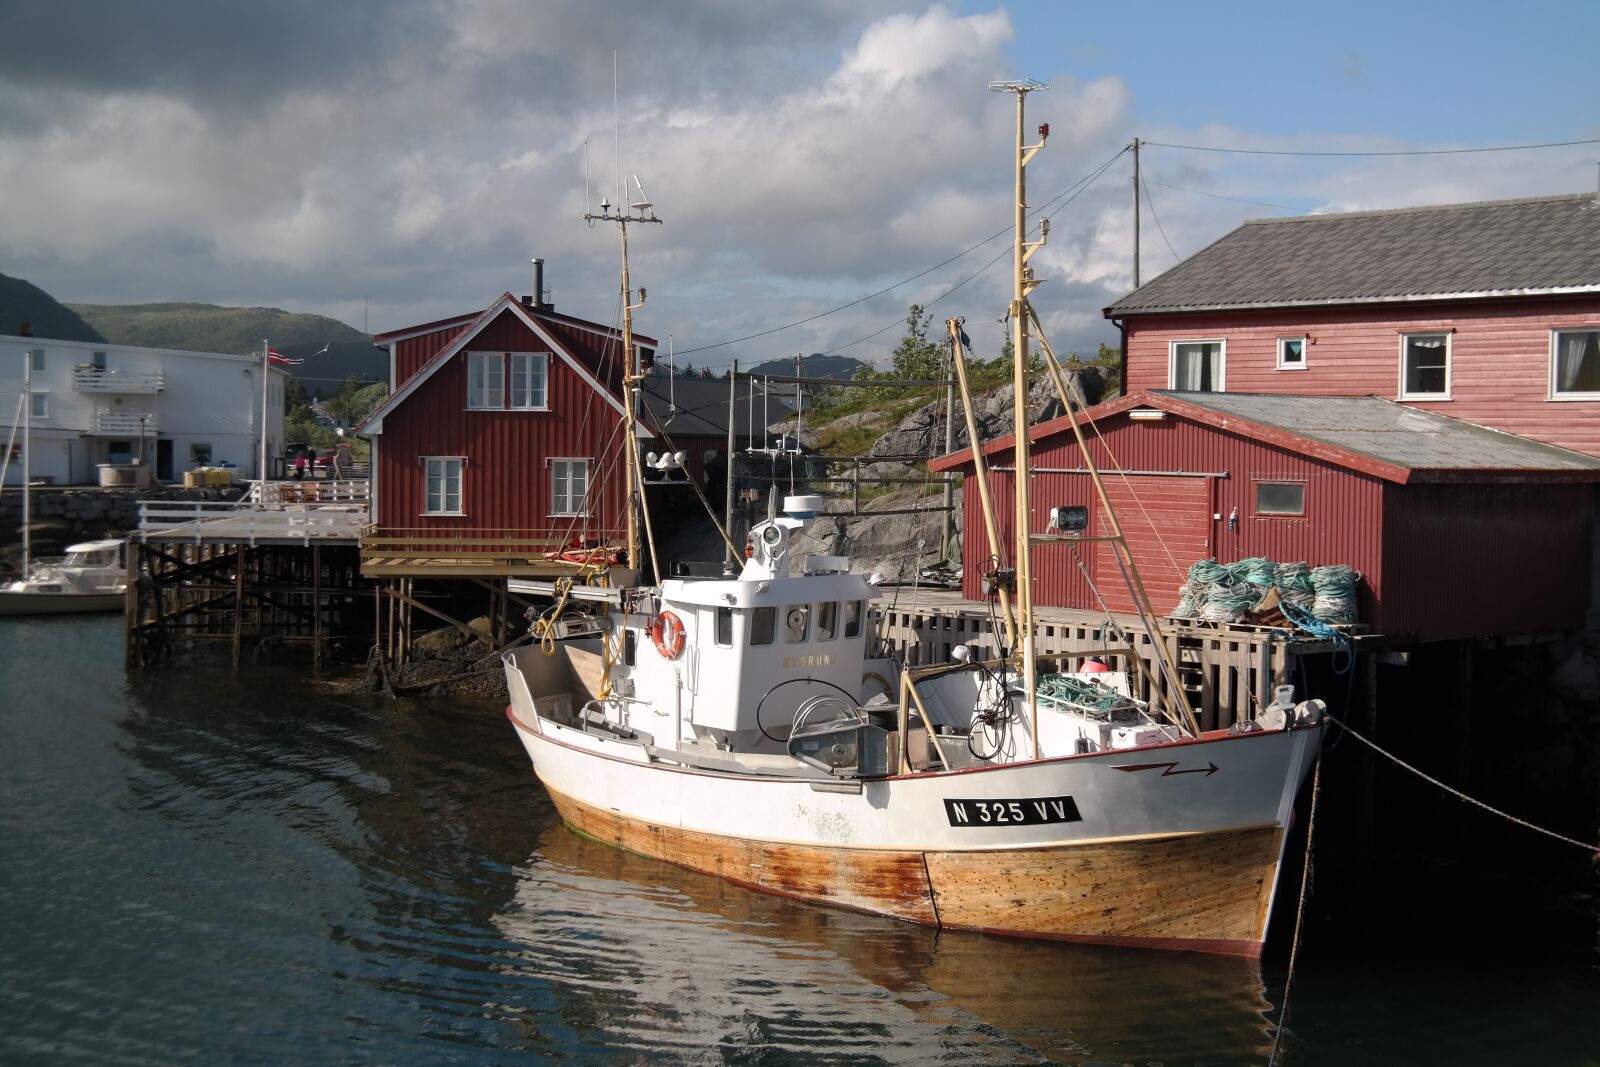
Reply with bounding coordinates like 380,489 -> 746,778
1037,672 -> 1143,717
1169,556 -> 1360,625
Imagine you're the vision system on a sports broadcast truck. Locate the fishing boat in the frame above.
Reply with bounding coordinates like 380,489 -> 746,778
502,82 -> 1325,957
2,345 -> 127,615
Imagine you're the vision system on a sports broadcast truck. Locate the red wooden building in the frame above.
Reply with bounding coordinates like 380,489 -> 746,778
929,390 -> 1600,641
1105,193 -> 1600,457
361,290 -> 654,574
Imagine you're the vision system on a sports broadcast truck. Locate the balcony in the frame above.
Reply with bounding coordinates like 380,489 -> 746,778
72,366 -> 166,393
91,412 -> 161,435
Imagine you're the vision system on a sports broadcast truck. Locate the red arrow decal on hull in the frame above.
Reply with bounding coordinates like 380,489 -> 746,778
1112,761 -> 1219,777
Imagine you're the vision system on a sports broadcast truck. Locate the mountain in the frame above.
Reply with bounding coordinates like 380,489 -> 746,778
745,353 -> 865,380
1,273 -> 106,342
68,301 -> 368,355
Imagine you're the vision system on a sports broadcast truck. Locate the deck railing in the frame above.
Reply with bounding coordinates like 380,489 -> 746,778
71,367 -> 165,393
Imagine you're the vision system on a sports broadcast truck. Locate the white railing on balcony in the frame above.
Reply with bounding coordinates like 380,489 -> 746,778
91,412 -> 161,435
137,497 -> 368,544
72,366 -> 166,393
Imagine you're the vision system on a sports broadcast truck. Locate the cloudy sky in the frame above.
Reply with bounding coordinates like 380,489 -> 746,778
2,0 -> 1597,369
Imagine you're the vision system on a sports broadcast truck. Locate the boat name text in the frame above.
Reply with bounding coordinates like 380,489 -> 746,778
943,795 -> 1082,827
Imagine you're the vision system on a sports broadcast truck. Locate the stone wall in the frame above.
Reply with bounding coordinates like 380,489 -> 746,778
0,485 -> 247,560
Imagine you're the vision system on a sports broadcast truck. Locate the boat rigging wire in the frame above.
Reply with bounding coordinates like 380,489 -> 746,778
677,145 -> 1131,366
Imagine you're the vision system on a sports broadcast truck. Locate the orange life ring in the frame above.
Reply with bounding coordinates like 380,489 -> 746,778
649,610 -> 686,659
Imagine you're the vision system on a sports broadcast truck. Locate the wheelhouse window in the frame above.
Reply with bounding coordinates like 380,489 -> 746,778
1276,337 -> 1306,371
1400,333 -> 1450,399
1552,329 -> 1600,399
751,606 -> 776,646
715,606 -> 733,646
423,456 -> 463,514
816,601 -> 838,641
784,604 -> 810,643
843,600 -> 863,639
1170,340 -> 1224,392
1254,481 -> 1306,516
550,458 -> 589,516
467,350 -> 551,410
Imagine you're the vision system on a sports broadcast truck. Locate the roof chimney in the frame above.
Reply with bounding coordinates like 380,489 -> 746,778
531,257 -> 550,311
18,321 -> 31,337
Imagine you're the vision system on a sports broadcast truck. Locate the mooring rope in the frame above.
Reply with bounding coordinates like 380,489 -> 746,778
1323,712 -> 1600,856
1267,756 -> 1322,1067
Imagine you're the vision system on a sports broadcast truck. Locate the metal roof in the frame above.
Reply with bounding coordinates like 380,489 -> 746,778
1157,391 -> 1600,474
1106,192 -> 1600,316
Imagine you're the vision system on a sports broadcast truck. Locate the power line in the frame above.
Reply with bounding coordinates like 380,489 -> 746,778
1142,177 -> 1312,214
1140,176 -> 1181,264
1144,136 -> 1600,157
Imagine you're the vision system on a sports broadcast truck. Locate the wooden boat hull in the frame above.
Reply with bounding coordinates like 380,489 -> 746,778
548,784 -> 1283,956
0,590 -> 124,615
508,702 -> 1321,958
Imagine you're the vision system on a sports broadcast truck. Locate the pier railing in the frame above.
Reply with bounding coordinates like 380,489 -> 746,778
137,498 -> 368,544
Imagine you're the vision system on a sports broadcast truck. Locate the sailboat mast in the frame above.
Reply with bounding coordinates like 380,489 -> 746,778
22,345 -> 32,575
618,217 -> 639,570
997,79 -> 1046,757
585,180 -> 661,575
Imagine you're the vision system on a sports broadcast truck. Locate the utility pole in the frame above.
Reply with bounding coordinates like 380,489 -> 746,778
583,180 -> 662,572
1132,137 -> 1141,289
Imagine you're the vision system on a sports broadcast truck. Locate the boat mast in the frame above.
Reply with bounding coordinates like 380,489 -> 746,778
994,79 -> 1047,757
584,181 -> 661,573
22,344 -> 32,575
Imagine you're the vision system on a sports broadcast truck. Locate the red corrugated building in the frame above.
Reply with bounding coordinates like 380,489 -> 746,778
1103,193 -> 1600,457
930,390 -> 1600,641
362,291 -> 654,570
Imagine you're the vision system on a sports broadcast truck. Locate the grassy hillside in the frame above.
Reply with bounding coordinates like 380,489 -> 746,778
1,272 -> 106,342
68,301 -> 368,355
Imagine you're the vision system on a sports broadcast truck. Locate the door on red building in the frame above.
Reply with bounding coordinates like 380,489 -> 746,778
1093,475 -> 1211,615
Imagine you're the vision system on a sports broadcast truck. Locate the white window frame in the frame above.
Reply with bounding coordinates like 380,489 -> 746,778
549,457 -> 590,517
1549,327 -> 1600,401
29,348 -> 45,372
1398,331 -> 1452,401
1276,336 -> 1307,371
423,456 -> 464,515
29,392 -> 48,419
1168,339 -> 1226,392
466,351 -> 504,410
508,352 -> 549,410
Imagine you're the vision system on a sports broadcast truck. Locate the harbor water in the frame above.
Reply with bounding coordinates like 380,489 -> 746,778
2,615 -> 1595,1065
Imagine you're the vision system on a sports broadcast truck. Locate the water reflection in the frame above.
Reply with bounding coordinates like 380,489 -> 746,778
494,824 -> 1276,1064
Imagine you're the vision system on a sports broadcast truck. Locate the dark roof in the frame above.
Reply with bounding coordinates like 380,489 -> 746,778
1106,193 -> 1600,316
932,389 -> 1600,484
637,372 -> 794,438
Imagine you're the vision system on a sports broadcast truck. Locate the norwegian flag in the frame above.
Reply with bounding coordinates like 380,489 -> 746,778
266,347 -> 303,365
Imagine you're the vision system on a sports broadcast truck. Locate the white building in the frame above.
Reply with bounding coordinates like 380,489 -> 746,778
0,334 -> 287,486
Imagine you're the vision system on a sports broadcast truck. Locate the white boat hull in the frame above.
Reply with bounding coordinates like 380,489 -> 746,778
508,699 -> 1321,957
